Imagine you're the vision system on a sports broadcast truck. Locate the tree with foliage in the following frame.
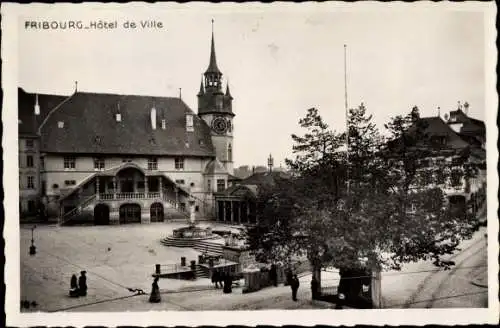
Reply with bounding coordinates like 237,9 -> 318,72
247,104 -> 480,306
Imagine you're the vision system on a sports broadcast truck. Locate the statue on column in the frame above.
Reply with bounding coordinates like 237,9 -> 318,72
189,200 -> 196,226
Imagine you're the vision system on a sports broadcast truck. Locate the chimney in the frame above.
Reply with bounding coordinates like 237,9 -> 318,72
151,106 -> 157,130
115,103 -> 122,122
34,94 -> 40,115
186,114 -> 194,132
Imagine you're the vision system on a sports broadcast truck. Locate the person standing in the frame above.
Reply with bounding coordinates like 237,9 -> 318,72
149,277 -> 161,303
270,264 -> 278,287
290,274 -> 300,301
78,271 -> 87,296
311,276 -> 319,300
69,274 -> 79,297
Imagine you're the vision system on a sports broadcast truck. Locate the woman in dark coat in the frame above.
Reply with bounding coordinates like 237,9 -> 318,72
212,270 -> 220,288
78,271 -> 87,296
290,274 -> 300,301
69,274 -> 79,297
149,277 -> 161,303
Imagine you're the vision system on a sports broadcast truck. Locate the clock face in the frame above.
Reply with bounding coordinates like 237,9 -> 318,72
212,117 -> 228,134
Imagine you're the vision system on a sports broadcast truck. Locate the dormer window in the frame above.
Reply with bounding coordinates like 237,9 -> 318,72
58,121 -> 64,128
186,114 -> 194,132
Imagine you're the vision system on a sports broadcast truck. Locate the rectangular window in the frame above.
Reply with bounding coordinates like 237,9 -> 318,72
64,180 -> 76,186
40,157 -> 45,170
207,179 -> 211,191
217,179 -> 225,192
26,155 -> 34,168
175,157 -> 184,170
94,157 -> 105,170
63,156 -> 76,169
26,139 -> 34,148
122,158 -> 132,163
175,179 -> 185,185
28,200 -> 36,213
148,157 -> 158,170
27,176 -> 35,189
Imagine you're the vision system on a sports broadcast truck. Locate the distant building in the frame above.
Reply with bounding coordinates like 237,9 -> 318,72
214,154 -> 291,225
387,104 -> 486,214
18,27 -> 236,225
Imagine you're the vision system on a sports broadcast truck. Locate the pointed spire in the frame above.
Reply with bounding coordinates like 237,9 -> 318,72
437,106 -> 441,117
197,76 -> 205,96
34,93 -> 40,115
205,19 -> 221,74
225,81 -> 232,99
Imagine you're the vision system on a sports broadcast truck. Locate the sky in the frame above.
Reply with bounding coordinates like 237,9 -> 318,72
16,3 -> 489,168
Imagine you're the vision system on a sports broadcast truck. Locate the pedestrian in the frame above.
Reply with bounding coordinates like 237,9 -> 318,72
78,271 -> 87,296
311,276 -> 319,300
69,274 -> 79,297
285,268 -> 293,286
219,271 -> 226,291
149,276 -> 161,303
211,270 -> 219,288
223,272 -> 232,294
270,264 -> 278,287
290,274 -> 300,301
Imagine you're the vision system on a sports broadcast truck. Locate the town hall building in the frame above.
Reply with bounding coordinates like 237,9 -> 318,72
18,29 -> 235,225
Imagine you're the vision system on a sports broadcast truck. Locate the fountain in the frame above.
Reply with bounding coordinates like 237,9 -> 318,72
167,200 -> 218,242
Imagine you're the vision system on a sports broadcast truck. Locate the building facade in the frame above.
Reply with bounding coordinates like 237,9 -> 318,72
18,29 -> 235,225
388,106 -> 486,215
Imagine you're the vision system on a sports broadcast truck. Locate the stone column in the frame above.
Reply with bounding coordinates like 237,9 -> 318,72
96,176 -> 100,200
145,177 -> 149,195
247,201 -> 250,222
222,201 -> 226,222
159,177 -> 163,199
230,201 -> 234,224
175,187 -> 179,208
112,177 -> 117,199
237,202 -> 241,224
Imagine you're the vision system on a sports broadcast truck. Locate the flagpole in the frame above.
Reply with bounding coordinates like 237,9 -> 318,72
344,44 -> 349,193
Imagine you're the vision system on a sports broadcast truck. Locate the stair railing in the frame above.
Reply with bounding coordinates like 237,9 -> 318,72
58,194 -> 97,226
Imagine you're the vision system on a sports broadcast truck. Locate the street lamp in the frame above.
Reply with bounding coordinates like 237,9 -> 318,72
29,225 -> 37,255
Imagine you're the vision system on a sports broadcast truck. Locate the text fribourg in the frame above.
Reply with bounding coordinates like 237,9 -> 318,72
25,20 -> 164,30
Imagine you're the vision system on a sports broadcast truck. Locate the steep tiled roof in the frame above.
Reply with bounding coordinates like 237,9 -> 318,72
216,184 -> 258,198
18,88 -> 67,136
37,91 -> 215,156
239,171 -> 291,186
410,117 -> 470,149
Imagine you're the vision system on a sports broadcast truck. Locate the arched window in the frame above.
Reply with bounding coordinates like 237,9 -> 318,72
228,143 -> 232,162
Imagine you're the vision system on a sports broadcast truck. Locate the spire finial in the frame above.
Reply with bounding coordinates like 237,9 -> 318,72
74,81 -> 78,93
268,153 -> 274,172
205,19 -> 221,75
437,106 -> 441,117
179,88 -> 182,100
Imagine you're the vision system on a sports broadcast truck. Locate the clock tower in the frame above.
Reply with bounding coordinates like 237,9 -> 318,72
198,22 -> 235,174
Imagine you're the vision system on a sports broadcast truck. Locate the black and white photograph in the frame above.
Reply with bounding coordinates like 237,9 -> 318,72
3,2 -> 498,326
